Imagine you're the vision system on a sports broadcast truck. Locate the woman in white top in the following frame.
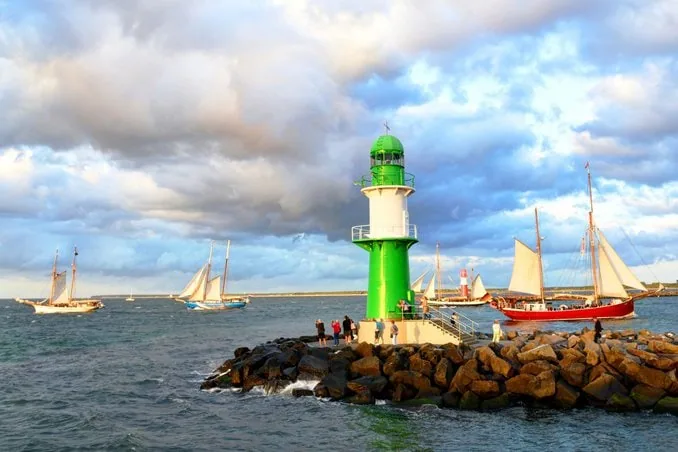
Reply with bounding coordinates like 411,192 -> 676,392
492,320 -> 503,343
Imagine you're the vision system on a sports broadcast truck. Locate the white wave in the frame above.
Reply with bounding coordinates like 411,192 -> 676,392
279,379 -> 320,395
375,399 -> 389,406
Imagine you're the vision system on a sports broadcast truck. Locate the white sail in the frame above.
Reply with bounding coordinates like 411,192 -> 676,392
597,230 -> 646,291
597,243 -> 628,298
178,264 -> 207,299
52,271 -> 69,304
411,270 -> 428,292
423,276 -> 436,299
205,276 -> 222,301
470,274 -> 488,300
508,239 -> 542,296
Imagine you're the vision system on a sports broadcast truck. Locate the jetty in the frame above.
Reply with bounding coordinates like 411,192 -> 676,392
200,329 -> 678,415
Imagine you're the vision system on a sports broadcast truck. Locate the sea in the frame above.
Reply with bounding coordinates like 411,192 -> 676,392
1,295 -> 677,451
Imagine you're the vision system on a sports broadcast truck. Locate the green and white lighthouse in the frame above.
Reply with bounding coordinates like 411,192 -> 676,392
352,131 -> 418,320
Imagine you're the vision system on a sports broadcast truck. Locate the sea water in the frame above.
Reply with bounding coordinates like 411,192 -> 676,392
1,296 -> 677,451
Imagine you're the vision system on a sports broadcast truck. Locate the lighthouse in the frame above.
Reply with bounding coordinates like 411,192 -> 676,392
352,131 -> 418,320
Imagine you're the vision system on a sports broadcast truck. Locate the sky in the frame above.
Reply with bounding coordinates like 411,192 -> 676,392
1,0 -> 677,297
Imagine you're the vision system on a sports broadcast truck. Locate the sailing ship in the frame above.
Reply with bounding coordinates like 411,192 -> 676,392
125,289 -> 135,302
175,240 -> 250,310
15,247 -> 104,314
422,242 -> 490,307
494,166 -> 663,321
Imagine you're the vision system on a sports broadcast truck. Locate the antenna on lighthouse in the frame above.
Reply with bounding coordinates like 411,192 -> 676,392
383,121 -> 391,135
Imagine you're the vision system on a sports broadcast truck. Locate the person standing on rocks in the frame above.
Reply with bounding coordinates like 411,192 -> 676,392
390,320 -> 399,345
331,320 -> 341,346
315,319 -> 327,346
374,318 -> 385,344
350,318 -> 357,340
492,320 -> 504,343
594,317 -> 603,343
342,316 -> 352,344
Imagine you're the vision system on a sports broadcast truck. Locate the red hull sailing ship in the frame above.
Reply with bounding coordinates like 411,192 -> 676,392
493,165 -> 662,322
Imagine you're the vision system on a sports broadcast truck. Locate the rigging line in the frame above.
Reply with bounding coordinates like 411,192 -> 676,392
619,227 -> 661,283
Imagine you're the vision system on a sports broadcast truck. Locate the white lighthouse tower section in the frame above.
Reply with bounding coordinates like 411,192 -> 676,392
361,185 -> 416,239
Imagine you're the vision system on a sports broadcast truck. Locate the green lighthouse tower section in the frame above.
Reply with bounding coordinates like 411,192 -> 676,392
353,134 -> 418,320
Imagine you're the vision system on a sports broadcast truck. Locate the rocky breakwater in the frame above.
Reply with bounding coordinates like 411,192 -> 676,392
200,329 -> 678,414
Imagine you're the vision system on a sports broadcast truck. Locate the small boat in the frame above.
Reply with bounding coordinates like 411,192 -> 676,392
175,240 -> 250,310
125,289 -> 135,302
424,242 -> 491,307
493,166 -> 662,321
16,247 -> 104,314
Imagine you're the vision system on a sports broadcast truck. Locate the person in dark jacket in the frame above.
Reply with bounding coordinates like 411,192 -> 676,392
315,319 -> 327,346
593,317 -> 602,343
342,316 -> 352,344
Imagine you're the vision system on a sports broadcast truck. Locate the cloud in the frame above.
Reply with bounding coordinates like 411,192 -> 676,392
1,0 -> 677,296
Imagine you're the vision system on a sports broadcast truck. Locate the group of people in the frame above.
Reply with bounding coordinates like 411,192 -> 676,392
373,318 -> 399,345
315,316 -> 357,346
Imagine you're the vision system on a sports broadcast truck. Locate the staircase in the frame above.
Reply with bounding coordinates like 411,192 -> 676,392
414,305 -> 479,346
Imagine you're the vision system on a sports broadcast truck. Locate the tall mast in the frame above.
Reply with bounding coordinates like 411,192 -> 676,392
221,240 -> 231,298
203,241 -> 214,301
586,164 -> 599,303
534,208 -> 545,303
435,241 -> 442,300
69,246 -> 78,302
49,249 -> 59,305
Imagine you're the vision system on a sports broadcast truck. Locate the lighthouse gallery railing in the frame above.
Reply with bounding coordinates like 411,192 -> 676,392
351,225 -> 418,241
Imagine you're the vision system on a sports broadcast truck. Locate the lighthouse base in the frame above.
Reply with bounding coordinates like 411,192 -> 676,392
357,319 -> 466,346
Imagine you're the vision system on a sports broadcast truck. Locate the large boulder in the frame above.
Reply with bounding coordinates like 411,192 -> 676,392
618,359 -> 673,390
647,340 -> 678,355
470,380 -> 501,399
433,358 -> 455,389
560,362 -> 587,388
559,348 -> 586,366
355,342 -> 374,358
442,344 -> 465,365
351,356 -> 382,377
582,374 -> 628,402
517,344 -> 558,364
419,344 -> 443,366
345,390 -> 375,405
383,352 -> 408,377
409,353 -> 434,377
390,370 -> 432,392
500,344 -> 520,364
292,388 -> 314,397
653,396 -> 678,415
298,355 -> 330,379
584,342 -> 601,366
475,346 -> 512,378
392,383 -> 417,402
505,370 -> 556,399
449,359 -> 482,394
317,374 -> 348,400
605,393 -> 637,412
459,391 -> 481,410
481,393 -> 511,410
347,375 -> 389,396
441,391 -> 461,408
630,384 -> 665,409
567,335 -> 580,349
520,360 -> 557,376
553,379 -> 580,409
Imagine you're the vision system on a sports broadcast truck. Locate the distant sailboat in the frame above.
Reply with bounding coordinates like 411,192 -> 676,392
125,289 -> 135,302
16,247 -> 104,314
175,240 -> 250,310
424,242 -> 490,306
410,270 -> 429,292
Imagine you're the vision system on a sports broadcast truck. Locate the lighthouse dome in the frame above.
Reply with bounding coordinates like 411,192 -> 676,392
370,135 -> 404,156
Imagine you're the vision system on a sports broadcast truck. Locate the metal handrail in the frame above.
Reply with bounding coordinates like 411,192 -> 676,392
354,172 -> 416,189
351,224 -> 418,241
410,304 -> 477,339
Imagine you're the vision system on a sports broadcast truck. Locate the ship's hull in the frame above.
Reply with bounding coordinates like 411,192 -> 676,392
16,298 -> 104,314
125,298 -> 135,302
184,300 -> 247,310
496,300 -> 635,321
